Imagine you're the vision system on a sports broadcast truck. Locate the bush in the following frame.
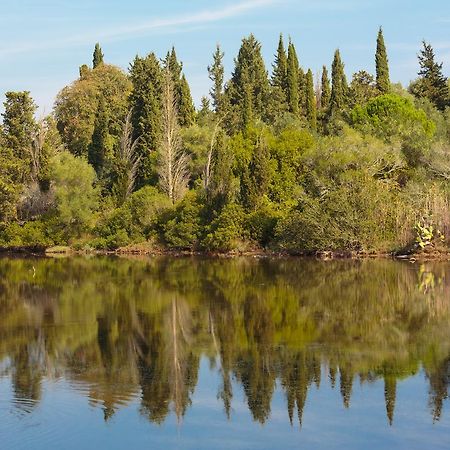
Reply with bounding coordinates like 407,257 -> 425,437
162,191 -> 203,250
203,203 -> 246,252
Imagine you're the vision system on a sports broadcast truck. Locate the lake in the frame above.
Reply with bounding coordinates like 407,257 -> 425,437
0,256 -> 449,449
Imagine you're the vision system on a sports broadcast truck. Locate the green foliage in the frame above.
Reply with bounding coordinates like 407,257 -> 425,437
410,41 -> 449,111
208,45 -> 225,114
88,96 -> 111,176
375,27 -> 390,94
51,151 -> 99,237
227,34 -> 270,130
129,53 -> 163,185
305,69 -> 317,130
55,64 -> 131,158
2,34 -> 450,255
92,43 -> 104,69
286,41 -> 300,116
351,94 -> 435,155
330,50 -> 347,115
162,191 -> 203,250
320,66 -> 331,112
203,202 -> 246,251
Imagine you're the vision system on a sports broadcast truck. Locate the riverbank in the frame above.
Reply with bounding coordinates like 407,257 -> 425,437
1,243 -> 450,261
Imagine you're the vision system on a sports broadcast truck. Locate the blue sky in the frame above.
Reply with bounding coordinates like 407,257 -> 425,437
1,0 -> 449,114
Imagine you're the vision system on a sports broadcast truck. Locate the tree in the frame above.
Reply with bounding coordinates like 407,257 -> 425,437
240,136 -> 271,210
227,34 -> 269,129
375,27 -> 390,94
158,70 -> 190,203
330,49 -> 347,114
2,91 -> 37,160
129,53 -> 163,185
286,41 -> 300,116
208,45 -> 225,114
349,70 -> 378,107
410,41 -> 449,111
320,66 -> 331,111
55,64 -> 131,158
165,48 -> 195,127
112,112 -> 141,204
270,34 -> 288,115
178,74 -> 196,127
305,69 -> 317,130
51,151 -> 99,236
88,97 -> 110,176
93,43 -> 104,69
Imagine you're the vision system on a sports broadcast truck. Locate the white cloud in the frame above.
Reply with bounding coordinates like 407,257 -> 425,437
0,0 -> 279,58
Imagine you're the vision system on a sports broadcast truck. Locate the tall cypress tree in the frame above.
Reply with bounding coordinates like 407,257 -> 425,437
330,49 -> 347,114
375,27 -> 390,94
286,40 -> 300,116
321,66 -> 331,111
165,47 -> 195,126
129,53 -> 163,186
411,41 -> 449,111
178,74 -> 196,127
208,45 -> 225,114
227,34 -> 269,129
88,97 -> 110,176
269,34 -> 289,119
305,69 -> 317,130
272,34 -> 288,93
93,43 -> 104,69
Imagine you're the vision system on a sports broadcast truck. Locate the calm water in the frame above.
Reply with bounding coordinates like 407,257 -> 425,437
0,256 -> 449,449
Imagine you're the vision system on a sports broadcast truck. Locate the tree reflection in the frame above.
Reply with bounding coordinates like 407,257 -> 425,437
0,256 -> 449,426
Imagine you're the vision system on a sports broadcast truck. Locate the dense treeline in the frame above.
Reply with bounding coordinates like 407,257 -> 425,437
1,257 -> 449,424
1,30 -> 449,253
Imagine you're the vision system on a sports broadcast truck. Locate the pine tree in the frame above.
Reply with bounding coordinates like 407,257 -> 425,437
227,34 -> 269,129
330,49 -> 347,114
93,43 -> 104,69
375,27 -> 390,94
129,53 -> 163,186
305,69 -> 317,130
88,97 -> 110,176
286,40 -> 300,116
208,45 -> 225,114
411,41 -> 449,111
321,66 -> 331,111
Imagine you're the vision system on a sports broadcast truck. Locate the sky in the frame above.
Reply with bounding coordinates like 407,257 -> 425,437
1,0 -> 449,114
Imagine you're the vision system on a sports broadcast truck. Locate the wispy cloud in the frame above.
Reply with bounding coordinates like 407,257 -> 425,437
0,0 -> 279,58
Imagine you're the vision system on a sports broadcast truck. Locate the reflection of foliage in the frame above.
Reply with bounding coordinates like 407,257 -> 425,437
0,257 -> 450,426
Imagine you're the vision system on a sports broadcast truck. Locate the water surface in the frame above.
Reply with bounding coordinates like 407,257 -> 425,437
0,256 -> 449,449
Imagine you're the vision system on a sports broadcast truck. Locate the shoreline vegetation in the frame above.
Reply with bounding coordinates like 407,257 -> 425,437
1,31 -> 449,257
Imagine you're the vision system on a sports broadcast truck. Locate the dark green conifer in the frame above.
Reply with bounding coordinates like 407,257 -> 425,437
88,97 -> 110,176
375,27 -> 390,94
287,40 -> 300,116
269,34 -> 289,119
227,34 -> 269,129
321,66 -> 331,111
410,41 -> 449,111
305,69 -> 317,130
272,34 -> 288,93
93,43 -> 104,69
208,45 -> 225,114
165,47 -> 195,126
129,53 -> 163,185
330,49 -> 347,113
